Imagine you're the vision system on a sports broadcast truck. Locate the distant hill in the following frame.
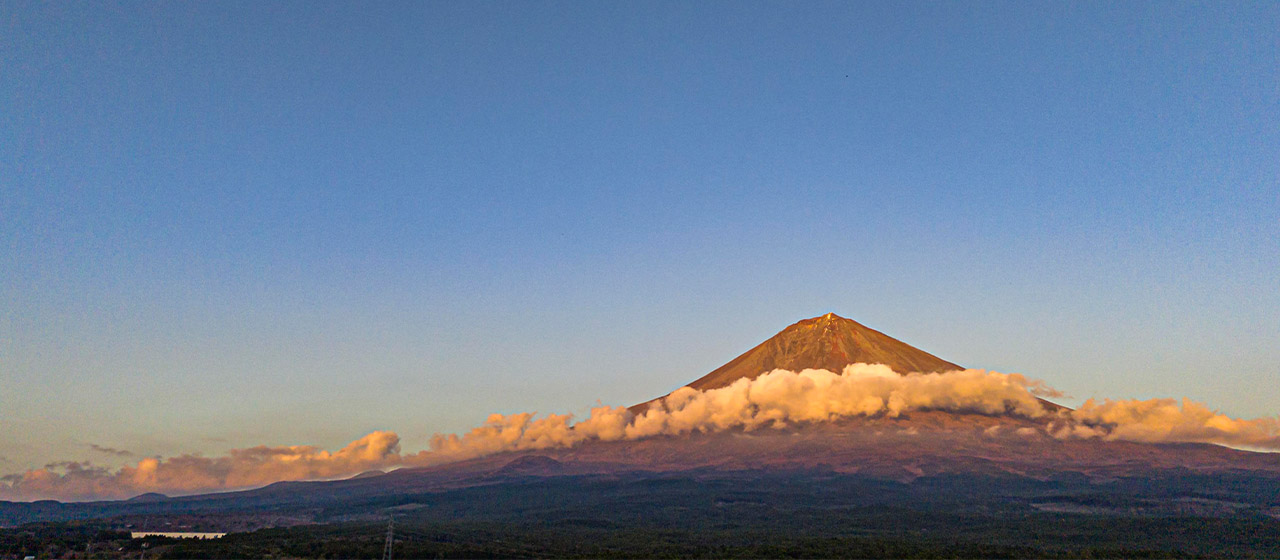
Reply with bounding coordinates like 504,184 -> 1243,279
125,492 -> 168,502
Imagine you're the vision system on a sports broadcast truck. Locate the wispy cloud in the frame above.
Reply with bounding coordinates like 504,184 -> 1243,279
44,460 -> 95,470
87,444 -> 133,457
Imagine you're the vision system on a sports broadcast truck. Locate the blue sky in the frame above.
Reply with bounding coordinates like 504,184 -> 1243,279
2,1 -> 1277,472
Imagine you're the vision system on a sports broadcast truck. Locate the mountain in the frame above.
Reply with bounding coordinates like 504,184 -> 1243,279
634,312 -> 1055,412
4,313 -> 1279,558
694,313 -> 961,386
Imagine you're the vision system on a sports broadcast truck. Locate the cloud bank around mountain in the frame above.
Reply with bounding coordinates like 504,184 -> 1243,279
3,365 -> 1277,500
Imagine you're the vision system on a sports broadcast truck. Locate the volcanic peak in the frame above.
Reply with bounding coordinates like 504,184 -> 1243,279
686,313 -> 962,393
631,313 -> 965,412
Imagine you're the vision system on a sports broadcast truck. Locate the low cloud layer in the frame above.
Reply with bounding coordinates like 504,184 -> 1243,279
4,365 -> 1277,501
407,365 -> 1280,462
1050,398 -> 1280,449
424,364 -> 1053,462
0,432 -> 403,501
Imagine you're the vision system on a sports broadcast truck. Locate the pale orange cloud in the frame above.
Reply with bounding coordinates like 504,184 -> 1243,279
0,431 -> 402,501
1050,398 -> 1280,448
417,365 -> 1052,462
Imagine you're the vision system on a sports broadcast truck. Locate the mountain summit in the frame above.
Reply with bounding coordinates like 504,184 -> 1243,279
690,313 -> 961,391
633,313 -> 962,411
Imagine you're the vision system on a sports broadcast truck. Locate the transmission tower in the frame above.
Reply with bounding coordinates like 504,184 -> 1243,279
381,515 -> 394,560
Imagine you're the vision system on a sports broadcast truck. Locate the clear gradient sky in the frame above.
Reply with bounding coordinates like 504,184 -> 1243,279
2,1 -> 1278,475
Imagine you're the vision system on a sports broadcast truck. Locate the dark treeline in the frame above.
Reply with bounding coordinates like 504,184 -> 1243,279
4,471 -> 1280,558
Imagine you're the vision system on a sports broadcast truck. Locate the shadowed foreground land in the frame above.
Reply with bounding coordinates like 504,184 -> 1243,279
5,470 -> 1280,559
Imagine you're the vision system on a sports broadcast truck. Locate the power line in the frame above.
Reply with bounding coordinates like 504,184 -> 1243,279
381,515 -> 394,560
